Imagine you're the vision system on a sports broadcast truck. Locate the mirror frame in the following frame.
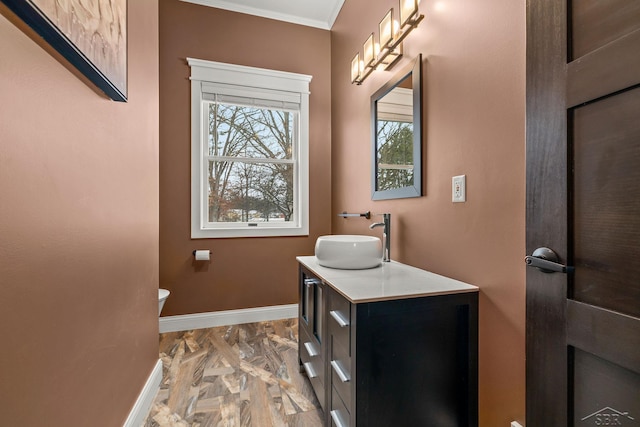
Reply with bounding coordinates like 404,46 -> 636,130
371,54 -> 422,200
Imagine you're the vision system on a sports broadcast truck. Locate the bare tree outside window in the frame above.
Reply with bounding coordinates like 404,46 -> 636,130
207,102 -> 296,223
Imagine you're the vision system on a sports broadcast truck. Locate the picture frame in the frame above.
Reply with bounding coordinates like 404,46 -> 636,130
1,0 -> 128,102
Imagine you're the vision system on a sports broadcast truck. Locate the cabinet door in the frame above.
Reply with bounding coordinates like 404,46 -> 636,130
313,282 -> 323,343
300,270 -> 323,337
300,273 -> 313,326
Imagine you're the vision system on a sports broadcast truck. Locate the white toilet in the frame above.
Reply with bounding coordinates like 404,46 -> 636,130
158,289 -> 170,315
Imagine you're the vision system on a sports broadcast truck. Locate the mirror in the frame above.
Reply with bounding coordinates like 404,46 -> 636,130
371,54 -> 422,200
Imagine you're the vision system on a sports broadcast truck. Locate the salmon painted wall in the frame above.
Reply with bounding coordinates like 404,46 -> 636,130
159,1 -> 332,315
0,1 -> 159,426
331,0 -> 526,425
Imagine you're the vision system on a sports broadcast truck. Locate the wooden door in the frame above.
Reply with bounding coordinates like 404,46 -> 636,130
526,0 -> 640,425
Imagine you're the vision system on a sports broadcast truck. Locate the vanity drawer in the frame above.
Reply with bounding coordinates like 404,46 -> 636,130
299,328 -> 325,409
330,386 -> 351,427
299,328 -> 322,362
328,290 -> 351,353
330,347 -> 352,410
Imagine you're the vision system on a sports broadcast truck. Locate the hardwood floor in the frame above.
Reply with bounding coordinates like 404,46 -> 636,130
143,319 -> 323,427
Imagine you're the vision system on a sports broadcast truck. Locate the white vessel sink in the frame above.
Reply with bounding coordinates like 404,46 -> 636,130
315,235 -> 382,270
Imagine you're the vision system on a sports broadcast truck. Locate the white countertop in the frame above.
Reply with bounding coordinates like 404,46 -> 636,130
297,256 -> 478,303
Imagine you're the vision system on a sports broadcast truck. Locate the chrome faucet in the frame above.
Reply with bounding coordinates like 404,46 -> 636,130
370,213 -> 391,262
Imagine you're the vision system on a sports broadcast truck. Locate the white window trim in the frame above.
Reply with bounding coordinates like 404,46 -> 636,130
188,58 -> 311,239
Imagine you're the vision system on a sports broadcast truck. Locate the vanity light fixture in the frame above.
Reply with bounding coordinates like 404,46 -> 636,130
379,10 -> 394,50
363,33 -> 376,68
351,53 -> 362,84
351,0 -> 424,85
400,0 -> 421,27
376,9 -> 403,69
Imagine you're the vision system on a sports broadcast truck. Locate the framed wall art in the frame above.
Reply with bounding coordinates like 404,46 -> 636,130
2,0 -> 128,102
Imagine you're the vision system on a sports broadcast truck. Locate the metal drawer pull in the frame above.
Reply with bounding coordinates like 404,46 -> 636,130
303,362 -> 318,379
304,278 -> 321,287
331,360 -> 351,383
330,410 -> 348,427
329,310 -> 349,327
304,341 -> 319,357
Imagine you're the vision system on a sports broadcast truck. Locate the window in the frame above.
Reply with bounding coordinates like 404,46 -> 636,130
188,58 -> 311,238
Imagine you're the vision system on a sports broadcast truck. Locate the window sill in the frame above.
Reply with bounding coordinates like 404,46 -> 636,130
191,225 -> 309,239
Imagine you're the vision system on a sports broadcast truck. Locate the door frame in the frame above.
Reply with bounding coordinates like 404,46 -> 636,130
525,0 -> 570,423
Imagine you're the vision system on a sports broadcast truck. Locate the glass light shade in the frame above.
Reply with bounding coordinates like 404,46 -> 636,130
351,53 -> 361,83
363,33 -> 375,67
379,9 -> 394,49
400,0 -> 418,27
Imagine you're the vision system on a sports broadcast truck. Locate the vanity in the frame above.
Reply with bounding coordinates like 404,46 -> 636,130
297,256 -> 479,427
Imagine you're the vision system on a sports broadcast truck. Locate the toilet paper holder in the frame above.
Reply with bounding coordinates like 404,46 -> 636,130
192,250 -> 211,261
192,250 -> 211,256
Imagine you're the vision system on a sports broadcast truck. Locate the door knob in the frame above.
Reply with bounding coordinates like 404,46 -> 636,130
524,247 -> 574,274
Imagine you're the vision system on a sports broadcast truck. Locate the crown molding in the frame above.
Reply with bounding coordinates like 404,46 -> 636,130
180,0 -> 344,30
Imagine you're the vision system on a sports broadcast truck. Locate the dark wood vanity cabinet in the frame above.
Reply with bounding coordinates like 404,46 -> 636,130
299,264 -> 479,427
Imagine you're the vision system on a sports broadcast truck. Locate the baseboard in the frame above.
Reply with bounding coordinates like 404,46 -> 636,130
123,359 -> 162,427
159,303 -> 299,333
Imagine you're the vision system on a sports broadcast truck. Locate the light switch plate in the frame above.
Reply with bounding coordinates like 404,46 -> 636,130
452,175 -> 466,202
